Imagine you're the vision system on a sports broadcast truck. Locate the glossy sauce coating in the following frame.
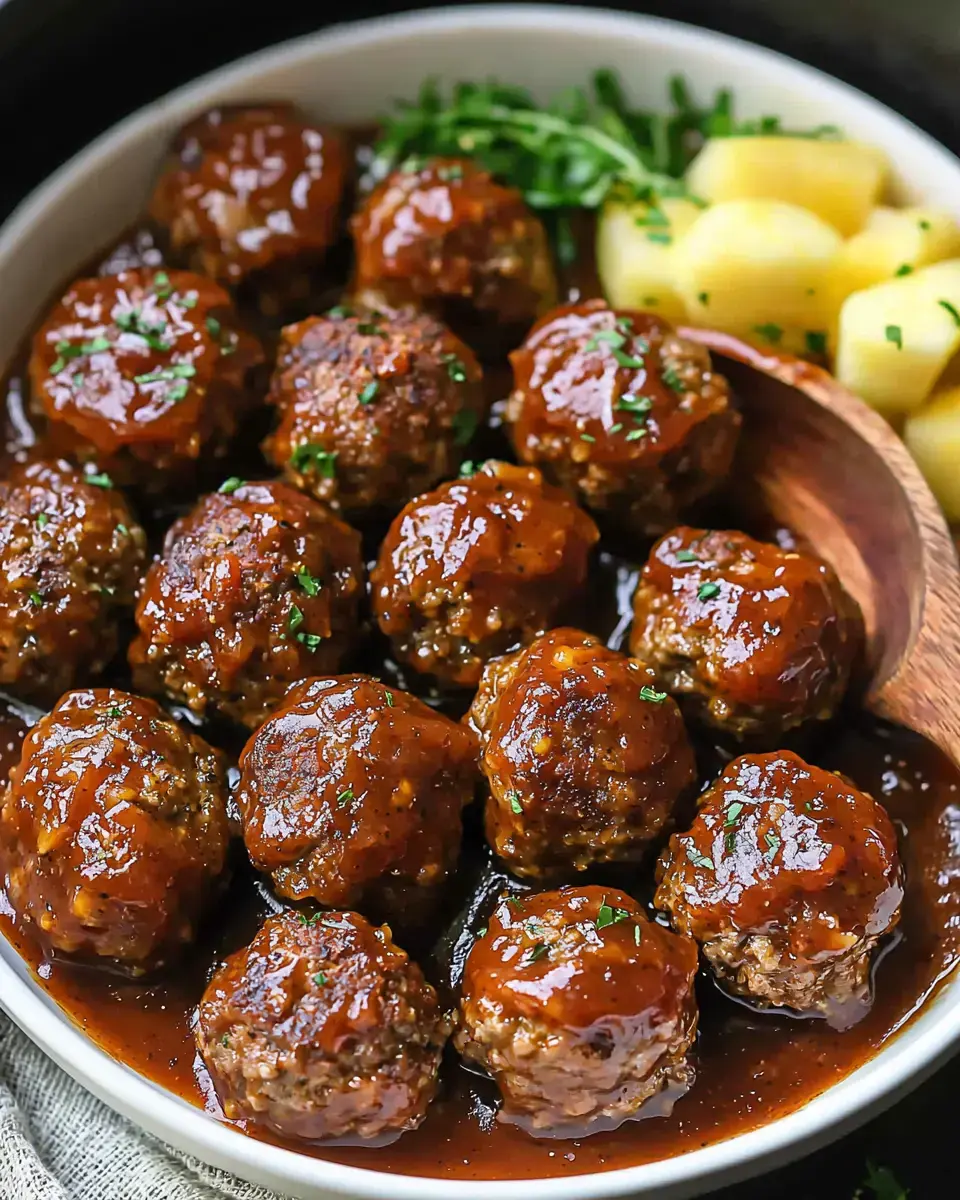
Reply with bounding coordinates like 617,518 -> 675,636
631,526 -> 863,739
28,268 -> 263,486
129,481 -> 364,728
149,105 -> 347,293
456,886 -> 699,1133
371,460 -> 599,686
264,306 -> 484,514
237,675 -> 478,912
655,751 -> 902,1025
468,627 -> 696,878
0,458 -> 146,702
507,301 -> 740,535
351,158 -> 557,352
196,909 -> 451,1143
0,689 -> 229,971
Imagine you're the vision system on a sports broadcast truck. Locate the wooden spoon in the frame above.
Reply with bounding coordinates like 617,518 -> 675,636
682,326 -> 960,767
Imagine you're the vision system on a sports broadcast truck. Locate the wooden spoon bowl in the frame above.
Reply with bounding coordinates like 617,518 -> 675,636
683,327 -> 960,767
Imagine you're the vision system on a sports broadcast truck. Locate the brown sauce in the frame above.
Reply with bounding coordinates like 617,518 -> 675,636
2,186 -> 960,1181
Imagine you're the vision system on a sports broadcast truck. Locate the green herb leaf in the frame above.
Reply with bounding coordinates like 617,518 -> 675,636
85,472 -> 113,489
585,328 -> 626,353
894,263 -> 914,277
938,299 -> 960,327
153,270 -> 172,299
698,581 -> 721,601
313,972 -> 328,986
661,364 -> 685,392
218,477 -> 244,495
639,685 -> 667,702
35,513 -> 49,530
646,230 -> 672,245
859,1161 -> 908,1200
442,353 -> 469,383
764,831 -> 781,860
525,942 -> 549,964
625,428 -> 647,441
107,706 -> 123,718
595,902 -> 631,930
297,912 -> 323,927
297,631 -> 324,651
327,304 -> 354,319
686,846 -> 714,870
452,407 -> 479,446
358,380 -> 380,405
385,690 -> 395,707
205,316 -> 221,339
288,604 -> 305,634
508,792 -> 523,815
885,324 -> 903,350
724,801 -> 744,826
675,548 -> 698,563
617,393 -> 653,416
753,322 -> 783,345
28,590 -> 43,607
337,788 -> 354,807
290,444 -> 338,478
296,568 -> 322,597
580,432 -> 596,443
697,291 -> 709,306
804,330 -> 828,356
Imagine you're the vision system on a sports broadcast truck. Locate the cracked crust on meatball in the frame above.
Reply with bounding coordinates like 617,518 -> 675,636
196,909 -> 451,1143
371,460 -> 599,687
507,301 -> 740,535
455,886 -> 699,1134
654,750 -> 902,1027
468,628 -> 696,878
630,526 -> 862,740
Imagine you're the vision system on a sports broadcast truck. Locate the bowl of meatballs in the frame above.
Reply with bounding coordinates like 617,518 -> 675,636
2,8 -> 960,1200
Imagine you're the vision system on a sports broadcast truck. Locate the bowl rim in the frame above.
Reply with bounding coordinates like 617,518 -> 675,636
3,6 -> 960,1199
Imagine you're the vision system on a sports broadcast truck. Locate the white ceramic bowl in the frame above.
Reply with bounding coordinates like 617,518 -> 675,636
2,7 -> 960,1199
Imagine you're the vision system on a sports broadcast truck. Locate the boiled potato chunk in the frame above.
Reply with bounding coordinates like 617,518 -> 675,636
904,384 -> 960,520
596,196 -> 703,321
672,199 -> 841,336
835,259 -> 960,416
686,137 -> 887,236
827,206 -> 960,312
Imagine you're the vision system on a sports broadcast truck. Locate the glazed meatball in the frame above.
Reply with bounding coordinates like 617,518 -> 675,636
0,689 -> 230,971
455,886 -> 698,1134
630,527 -> 862,740
507,301 -> 740,536
129,481 -> 364,728
371,460 -> 599,687
196,909 -> 450,1142
149,104 -> 347,311
28,267 -> 263,488
655,751 -> 902,1026
351,158 -> 556,353
0,458 -> 146,703
237,675 -> 477,913
263,306 -> 484,514
468,628 -> 696,878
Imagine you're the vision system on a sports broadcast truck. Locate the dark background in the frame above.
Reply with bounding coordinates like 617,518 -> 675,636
0,0 -> 957,1195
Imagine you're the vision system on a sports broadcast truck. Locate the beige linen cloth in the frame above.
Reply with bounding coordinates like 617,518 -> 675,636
0,1011 -> 286,1200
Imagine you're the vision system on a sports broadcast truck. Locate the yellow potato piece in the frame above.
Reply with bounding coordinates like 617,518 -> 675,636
686,137 -> 887,237
672,199 -> 841,337
835,259 -> 960,416
826,206 -> 960,321
596,196 -> 703,321
904,383 -> 960,520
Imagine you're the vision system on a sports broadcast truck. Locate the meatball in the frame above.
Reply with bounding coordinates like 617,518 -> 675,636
630,527 -> 862,740
371,460 -> 599,687
0,689 -> 230,971
468,628 -> 696,878
237,675 -> 477,913
351,158 -> 556,353
129,481 -> 364,728
196,909 -> 450,1142
28,267 -> 263,488
654,751 -> 902,1026
149,104 -> 347,312
506,300 -> 740,536
263,305 -> 484,515
0,458 -> 147,703
455,886 -> 698,1134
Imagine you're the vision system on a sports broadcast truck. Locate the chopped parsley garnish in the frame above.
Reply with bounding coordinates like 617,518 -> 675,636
625,428 -> 647,441
337,788 -> 354,807
475,925 -> 488,938
313,972 -> 328,986
297,631 -> 324,651
609,423 -> 623,434
296,568 -> 322,597
938,299 -> 960,327
894,263 -> 913,277
505,896 -> 525,910
617,393 -> 652,416
459,460 -> 482,477
28,590 -> 43,607
639,685 -> 667,702
287,605 -> 305,634
753,323 -> 783,345
580,432 -> 596,443
585,329 -> 626,352
724,828 -> 738,854
885,324 -> 903,350
153,271 -> 172,300
205,316 -> 221,339
384,690 -> 395,707
595,902 -> 631,929
442,353 -> 469,383
675,548 -> 698,563
612,347 -> 647,369
804,330 -> 828,356
697,581 -> 721,601
508,792 -> 523,815
134,363 -> 196,385
661,365 -> 685,392
525,942 -> 549,964
35,513 -> 49,530
358,380 -> 379,405
168,381 -> 189,402
220,1035 -> 230,1047
85,472 -> 113,489
686,846 -> 714,870
697,291 -> 710,306
764,831 -> 781,860
724,801 -> 744,826
50,336 -> 111,374
107,706 -> 123,718
290,444 -> 338,477
452,407 -> 479,446
218,477 -> 244,495
297,912 -> 323,927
